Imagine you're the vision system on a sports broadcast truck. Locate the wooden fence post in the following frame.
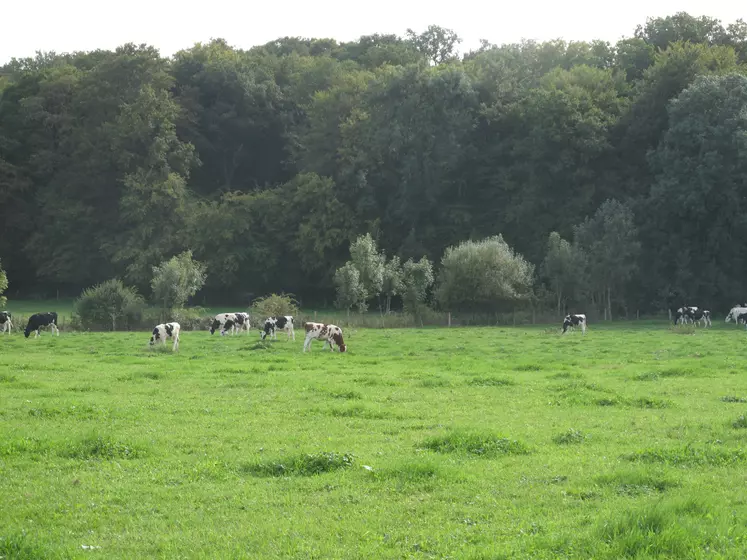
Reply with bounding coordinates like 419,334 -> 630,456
448,312 -> 451,328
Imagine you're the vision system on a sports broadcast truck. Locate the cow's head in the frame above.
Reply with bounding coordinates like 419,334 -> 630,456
332,332 -> 346,352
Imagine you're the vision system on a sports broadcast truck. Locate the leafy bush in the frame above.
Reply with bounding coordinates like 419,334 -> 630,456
436,235 -> 534,312
74,278 -> 145,331
334,263 -> 368,313
401,257 -> 434,321
151,250 -> 207,311
250,293 -> 300,321
170,306 -> 211,331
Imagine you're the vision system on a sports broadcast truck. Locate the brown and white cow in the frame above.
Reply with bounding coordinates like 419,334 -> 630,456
302,322 -> 346,352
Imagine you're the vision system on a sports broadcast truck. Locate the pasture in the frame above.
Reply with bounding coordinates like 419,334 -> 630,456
2,322 -> 747,558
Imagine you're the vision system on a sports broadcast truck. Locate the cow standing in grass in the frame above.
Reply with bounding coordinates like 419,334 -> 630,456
302,322 -> 346,352
24,312 -> 59,338
234,312 -> 250,333
210,313 -> 239,336
562,314 -> 587,334
725,306 -> 747,326
684,307 -> 711,327
260,316 -> 295,341
150,322 -> 180,351
0,311 -> 12,334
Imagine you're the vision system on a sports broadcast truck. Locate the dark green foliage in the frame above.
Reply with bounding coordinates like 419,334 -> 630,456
1,14 -> 747,311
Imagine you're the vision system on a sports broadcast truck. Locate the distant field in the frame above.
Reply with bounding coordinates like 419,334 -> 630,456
2,323 -> 747,558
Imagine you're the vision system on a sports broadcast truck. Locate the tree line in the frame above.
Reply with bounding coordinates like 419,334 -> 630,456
1,12 -> 747,316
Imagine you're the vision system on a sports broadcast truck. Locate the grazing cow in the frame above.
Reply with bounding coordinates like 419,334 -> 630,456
683,307 -> 711,327
234,312 -> 250,333
725,306 -> 747,325
0,311 -> 12,334
24,312 -> 59,338
302,321 -> 346,352
736,312 -> 747,328
149,322 -> 180,351
562,314 -> 587,334
260,316 -> 295,341
673,307 -> 687,325
210,313 -> 239,336
674,306 -> 692,325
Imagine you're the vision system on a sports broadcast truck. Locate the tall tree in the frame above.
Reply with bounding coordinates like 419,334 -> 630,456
573,199 -> 640,320
405,25 -> 462,65
644,73 -> 747,308
541,232 -> 587,316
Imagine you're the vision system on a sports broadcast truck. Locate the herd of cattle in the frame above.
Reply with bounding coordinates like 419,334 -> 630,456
3,305 -> 747,349
152,313 -> 346,352
0,310 -> 346,353
558,304 -> 746,334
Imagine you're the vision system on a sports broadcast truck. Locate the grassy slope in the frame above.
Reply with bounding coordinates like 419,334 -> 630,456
1,323 -> 747,558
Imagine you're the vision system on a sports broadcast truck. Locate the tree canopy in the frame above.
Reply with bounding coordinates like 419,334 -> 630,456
2,14 -> 747,315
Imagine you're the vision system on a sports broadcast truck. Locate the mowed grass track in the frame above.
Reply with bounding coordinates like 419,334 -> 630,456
2,324 -> 747,559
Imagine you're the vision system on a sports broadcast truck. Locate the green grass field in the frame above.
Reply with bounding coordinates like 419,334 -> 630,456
2,322 -> 747,558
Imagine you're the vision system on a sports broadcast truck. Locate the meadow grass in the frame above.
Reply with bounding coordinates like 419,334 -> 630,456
2,322 -> 747,558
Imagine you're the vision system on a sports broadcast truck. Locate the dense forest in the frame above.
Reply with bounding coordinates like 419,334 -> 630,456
1,12 -> 747,314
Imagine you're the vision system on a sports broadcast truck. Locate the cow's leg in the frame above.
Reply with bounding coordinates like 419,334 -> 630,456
53,323 -> 59,336
303,334 -> 312,352
173,334 -> 179,351
581,321 -> 587,334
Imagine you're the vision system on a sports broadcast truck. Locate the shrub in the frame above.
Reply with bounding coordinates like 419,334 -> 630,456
74,278 -> 145,331
401,257 -> 434,321
170,306 -> 211,331
151,250 -> 207,312
250,293 -> 300,322
334,263 -> 368,313
436,235 -> 534,313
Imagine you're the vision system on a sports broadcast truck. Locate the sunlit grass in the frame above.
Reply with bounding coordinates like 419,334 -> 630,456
1,322 -> 747,558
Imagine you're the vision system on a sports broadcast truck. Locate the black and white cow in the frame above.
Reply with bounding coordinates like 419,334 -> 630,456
562,313 -> 587,334
736,312 -> 747,328
210,313 -> 239,336
24,312 -> 59,338
684,307 -> 711,327
260,315 -> 295,341
150,322 -> 180,351
233,312 -> 250,333
0,311 -> 12,334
